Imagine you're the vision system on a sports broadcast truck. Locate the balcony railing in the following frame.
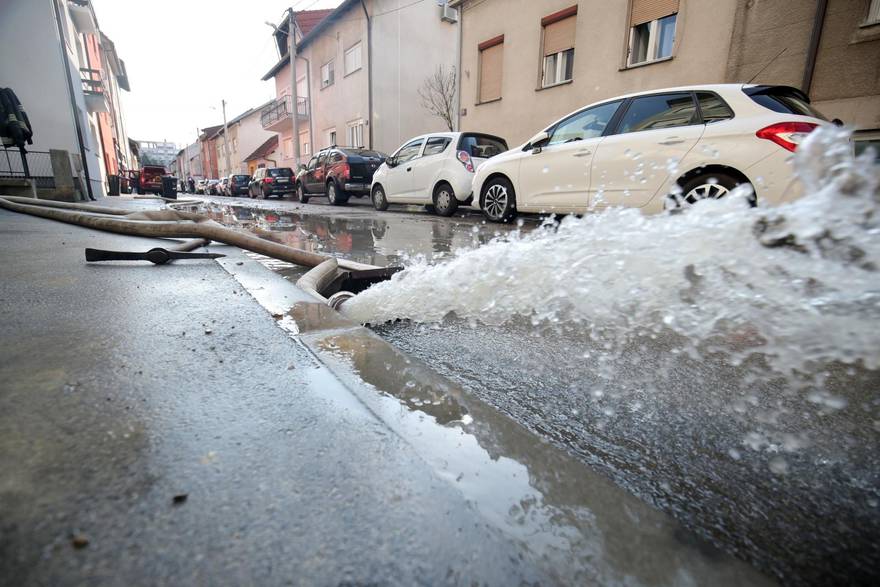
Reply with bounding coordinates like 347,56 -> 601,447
80,68 -> 109,113
261,96 -> 309,130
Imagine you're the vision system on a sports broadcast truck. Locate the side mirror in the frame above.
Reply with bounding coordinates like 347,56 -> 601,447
527,130 -> 549,153
386,156 -> 397,168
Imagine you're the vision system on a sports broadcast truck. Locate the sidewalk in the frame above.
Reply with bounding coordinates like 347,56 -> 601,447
0,200 -> 773,586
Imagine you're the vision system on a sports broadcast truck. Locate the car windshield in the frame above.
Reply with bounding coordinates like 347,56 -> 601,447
268,168 -> 292,177
458,134 -> 507,159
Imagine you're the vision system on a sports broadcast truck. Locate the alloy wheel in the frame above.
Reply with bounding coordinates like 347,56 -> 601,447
683,183 -> 729,204
484,184 -> 508,219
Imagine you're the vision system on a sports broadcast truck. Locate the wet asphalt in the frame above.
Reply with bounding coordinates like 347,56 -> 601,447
185,192 -> 880,587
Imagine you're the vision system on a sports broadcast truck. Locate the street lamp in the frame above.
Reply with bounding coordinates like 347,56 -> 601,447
265,8 -> 300,166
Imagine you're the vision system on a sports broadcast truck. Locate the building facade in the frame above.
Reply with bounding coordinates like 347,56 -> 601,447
213,101 -> 276,177
0,0 -> 133,199
452,0 -> 880,150
260,0 -> 459,169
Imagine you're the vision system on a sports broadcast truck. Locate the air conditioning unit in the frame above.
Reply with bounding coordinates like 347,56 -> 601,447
440,4 -> 459,23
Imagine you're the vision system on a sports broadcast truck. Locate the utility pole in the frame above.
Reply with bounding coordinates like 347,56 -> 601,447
221,99 -> 231,175
289,7 -> 301,166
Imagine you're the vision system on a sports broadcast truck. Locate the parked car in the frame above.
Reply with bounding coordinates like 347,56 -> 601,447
195,179 -> 208,194
206,179 -> 220,195
371,132 -> 508,216
227,174 -> 251,197
295,147 -> 386,205
472,84 -> 829,222
217,176 -> 230,196
248,167 -> 296,199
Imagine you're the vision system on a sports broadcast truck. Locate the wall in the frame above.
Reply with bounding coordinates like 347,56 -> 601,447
237,109 -> 275,174
371,0 -> 459,154
457,0 -> 738,146
272,60 -> 310,168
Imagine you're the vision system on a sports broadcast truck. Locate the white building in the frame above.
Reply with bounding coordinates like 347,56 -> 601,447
0,0 -> 133,199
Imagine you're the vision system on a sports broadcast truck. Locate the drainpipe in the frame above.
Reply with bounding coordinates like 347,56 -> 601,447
301,56 -> 315,157
360,0 -> 373,149
289,8 -> 301,166
455,5 -> 462,131
802,0 -> 827,94
52,0 -> 95,200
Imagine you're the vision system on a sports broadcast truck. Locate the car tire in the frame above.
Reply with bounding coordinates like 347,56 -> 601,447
433,182 -> 458,217
481,176 -> 517,223
673,172 -> 751,209
424,205 -> 436,214
327,181 -> 348,206
259,188 -> 267,200
297,183 -> 310,204
372,185 -> 389,211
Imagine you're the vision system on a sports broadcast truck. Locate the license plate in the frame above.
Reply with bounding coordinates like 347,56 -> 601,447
276,178 -> 288,183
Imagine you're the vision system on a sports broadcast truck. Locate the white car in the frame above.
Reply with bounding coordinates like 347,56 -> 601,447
472,84 -> 830,222
371,132 -> 508,216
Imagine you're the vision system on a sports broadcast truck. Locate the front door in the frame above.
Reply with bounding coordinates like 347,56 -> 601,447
411,136 -> 452,201
518,100 -> 623,214
385,138 -> 424,200
590,92 -> 704,209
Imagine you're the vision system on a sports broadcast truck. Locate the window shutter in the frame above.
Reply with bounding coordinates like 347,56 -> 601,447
543,15 -> 577,56
630,0 -> 679,26
479,42 -> 503,102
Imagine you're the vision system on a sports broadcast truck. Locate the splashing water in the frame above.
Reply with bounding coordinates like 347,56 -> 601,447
343,127 -> 880,381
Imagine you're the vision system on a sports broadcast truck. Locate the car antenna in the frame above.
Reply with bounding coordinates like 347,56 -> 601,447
747,47 -> 787,84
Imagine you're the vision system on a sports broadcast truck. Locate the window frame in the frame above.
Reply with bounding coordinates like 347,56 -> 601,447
542,99 -> 626,147
346,120 -> 365,148
477,35 -> 504,104
542,48 -> 575,88
539,6 -> 578,88
626,12 -> 677,67
344,42 -> 363,76
392,138 -> 426,164
423,136 -> 452,157
320,60 -> 335,89
867,0 -> 880,25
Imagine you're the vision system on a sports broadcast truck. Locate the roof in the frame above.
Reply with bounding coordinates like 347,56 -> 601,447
244,135 -> 279,162
262,1 -> 359,81
297,8 -> 334,37
200,124 -> 223,141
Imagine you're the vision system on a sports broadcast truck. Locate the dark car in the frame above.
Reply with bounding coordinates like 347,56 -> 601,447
295,147 -> 386,205
248,167 -> 295,199
228,174 -> 251,197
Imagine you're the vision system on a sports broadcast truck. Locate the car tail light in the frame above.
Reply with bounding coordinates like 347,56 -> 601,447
340,162 -> 350,180
457,150 -> 475,173
756,122 -> 819,152
263,177 -> 274,184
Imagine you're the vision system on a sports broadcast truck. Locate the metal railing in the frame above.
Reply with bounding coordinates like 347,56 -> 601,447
80,67 -> 105,95
261,96 -> 309,129
0,149 -> 55,188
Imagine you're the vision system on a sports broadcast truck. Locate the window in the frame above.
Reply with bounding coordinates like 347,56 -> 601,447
696,92 -> 734,123
344,42 -> 362,75
347,120 -> 365,147
327,129 -> 337,146
330,151 -> 344,163
300,132 -> 310,156
616,93 -> 697,134
457,134 -> 508,158
283,137 -> 293,158
478,35 -> 504,103
394,139 -> 424,164
628,0 -> 678,66
423,136 -> 452,156
296,76 -> 307,98
548,100 -> 623,145
744,87 -> 827,120
541,6 -> 577,87
306,156 -> 318,170
868,0 -> 880,24
321,60 -> 335,88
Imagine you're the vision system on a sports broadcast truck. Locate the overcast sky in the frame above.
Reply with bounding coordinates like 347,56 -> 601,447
92,0 -> 343,148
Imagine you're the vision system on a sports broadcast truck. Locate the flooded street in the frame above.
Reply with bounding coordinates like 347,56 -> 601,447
182,132 -> 880,587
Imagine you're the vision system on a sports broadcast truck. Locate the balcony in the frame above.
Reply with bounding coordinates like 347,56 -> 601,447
261,96 -> 309,132
80,68 -> 109,113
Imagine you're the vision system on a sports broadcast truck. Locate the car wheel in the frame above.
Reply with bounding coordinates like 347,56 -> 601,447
372,185 -> 389,211
433,182 -> 458,217
259,187 -> 267,200
482,176 -> 517,222
328,181 -> 348,206
297,183 -> 310,204
672,172 -> 751,210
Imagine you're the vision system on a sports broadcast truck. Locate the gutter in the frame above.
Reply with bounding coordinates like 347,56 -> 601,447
802,0 -> 827,94
361,0 -> 374,148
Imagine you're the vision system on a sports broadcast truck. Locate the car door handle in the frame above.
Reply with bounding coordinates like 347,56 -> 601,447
406,167 -> 412,172
659,137 -> 685,145
572,149 -> 592,157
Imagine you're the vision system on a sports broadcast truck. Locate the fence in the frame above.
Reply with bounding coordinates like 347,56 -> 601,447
261,96 -> 309,129
0,149 -> 56,188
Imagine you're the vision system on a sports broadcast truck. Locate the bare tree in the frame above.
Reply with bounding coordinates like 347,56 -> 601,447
418,65 -> 457,132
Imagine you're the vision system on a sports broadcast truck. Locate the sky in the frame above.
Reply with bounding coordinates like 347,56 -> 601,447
92,0 -> 343,148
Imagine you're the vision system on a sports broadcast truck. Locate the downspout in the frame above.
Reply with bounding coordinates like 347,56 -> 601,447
52,0 -> 95,200
360,0 -> 373,149
455,4 -> 462,131
802,0 -> 827,94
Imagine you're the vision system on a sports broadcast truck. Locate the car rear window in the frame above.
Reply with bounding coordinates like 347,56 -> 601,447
233,175 -> 250,183
268,168 -> 293,177
342,149 -> 385,159
617,93 -> 698,134
745,86 -> 827,120
458,134 -> 507,159
696,92 -> 734,123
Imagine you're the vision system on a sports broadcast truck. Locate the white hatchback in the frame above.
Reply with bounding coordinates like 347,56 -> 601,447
371,132 -> 508,216
472,84 -> 830,222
